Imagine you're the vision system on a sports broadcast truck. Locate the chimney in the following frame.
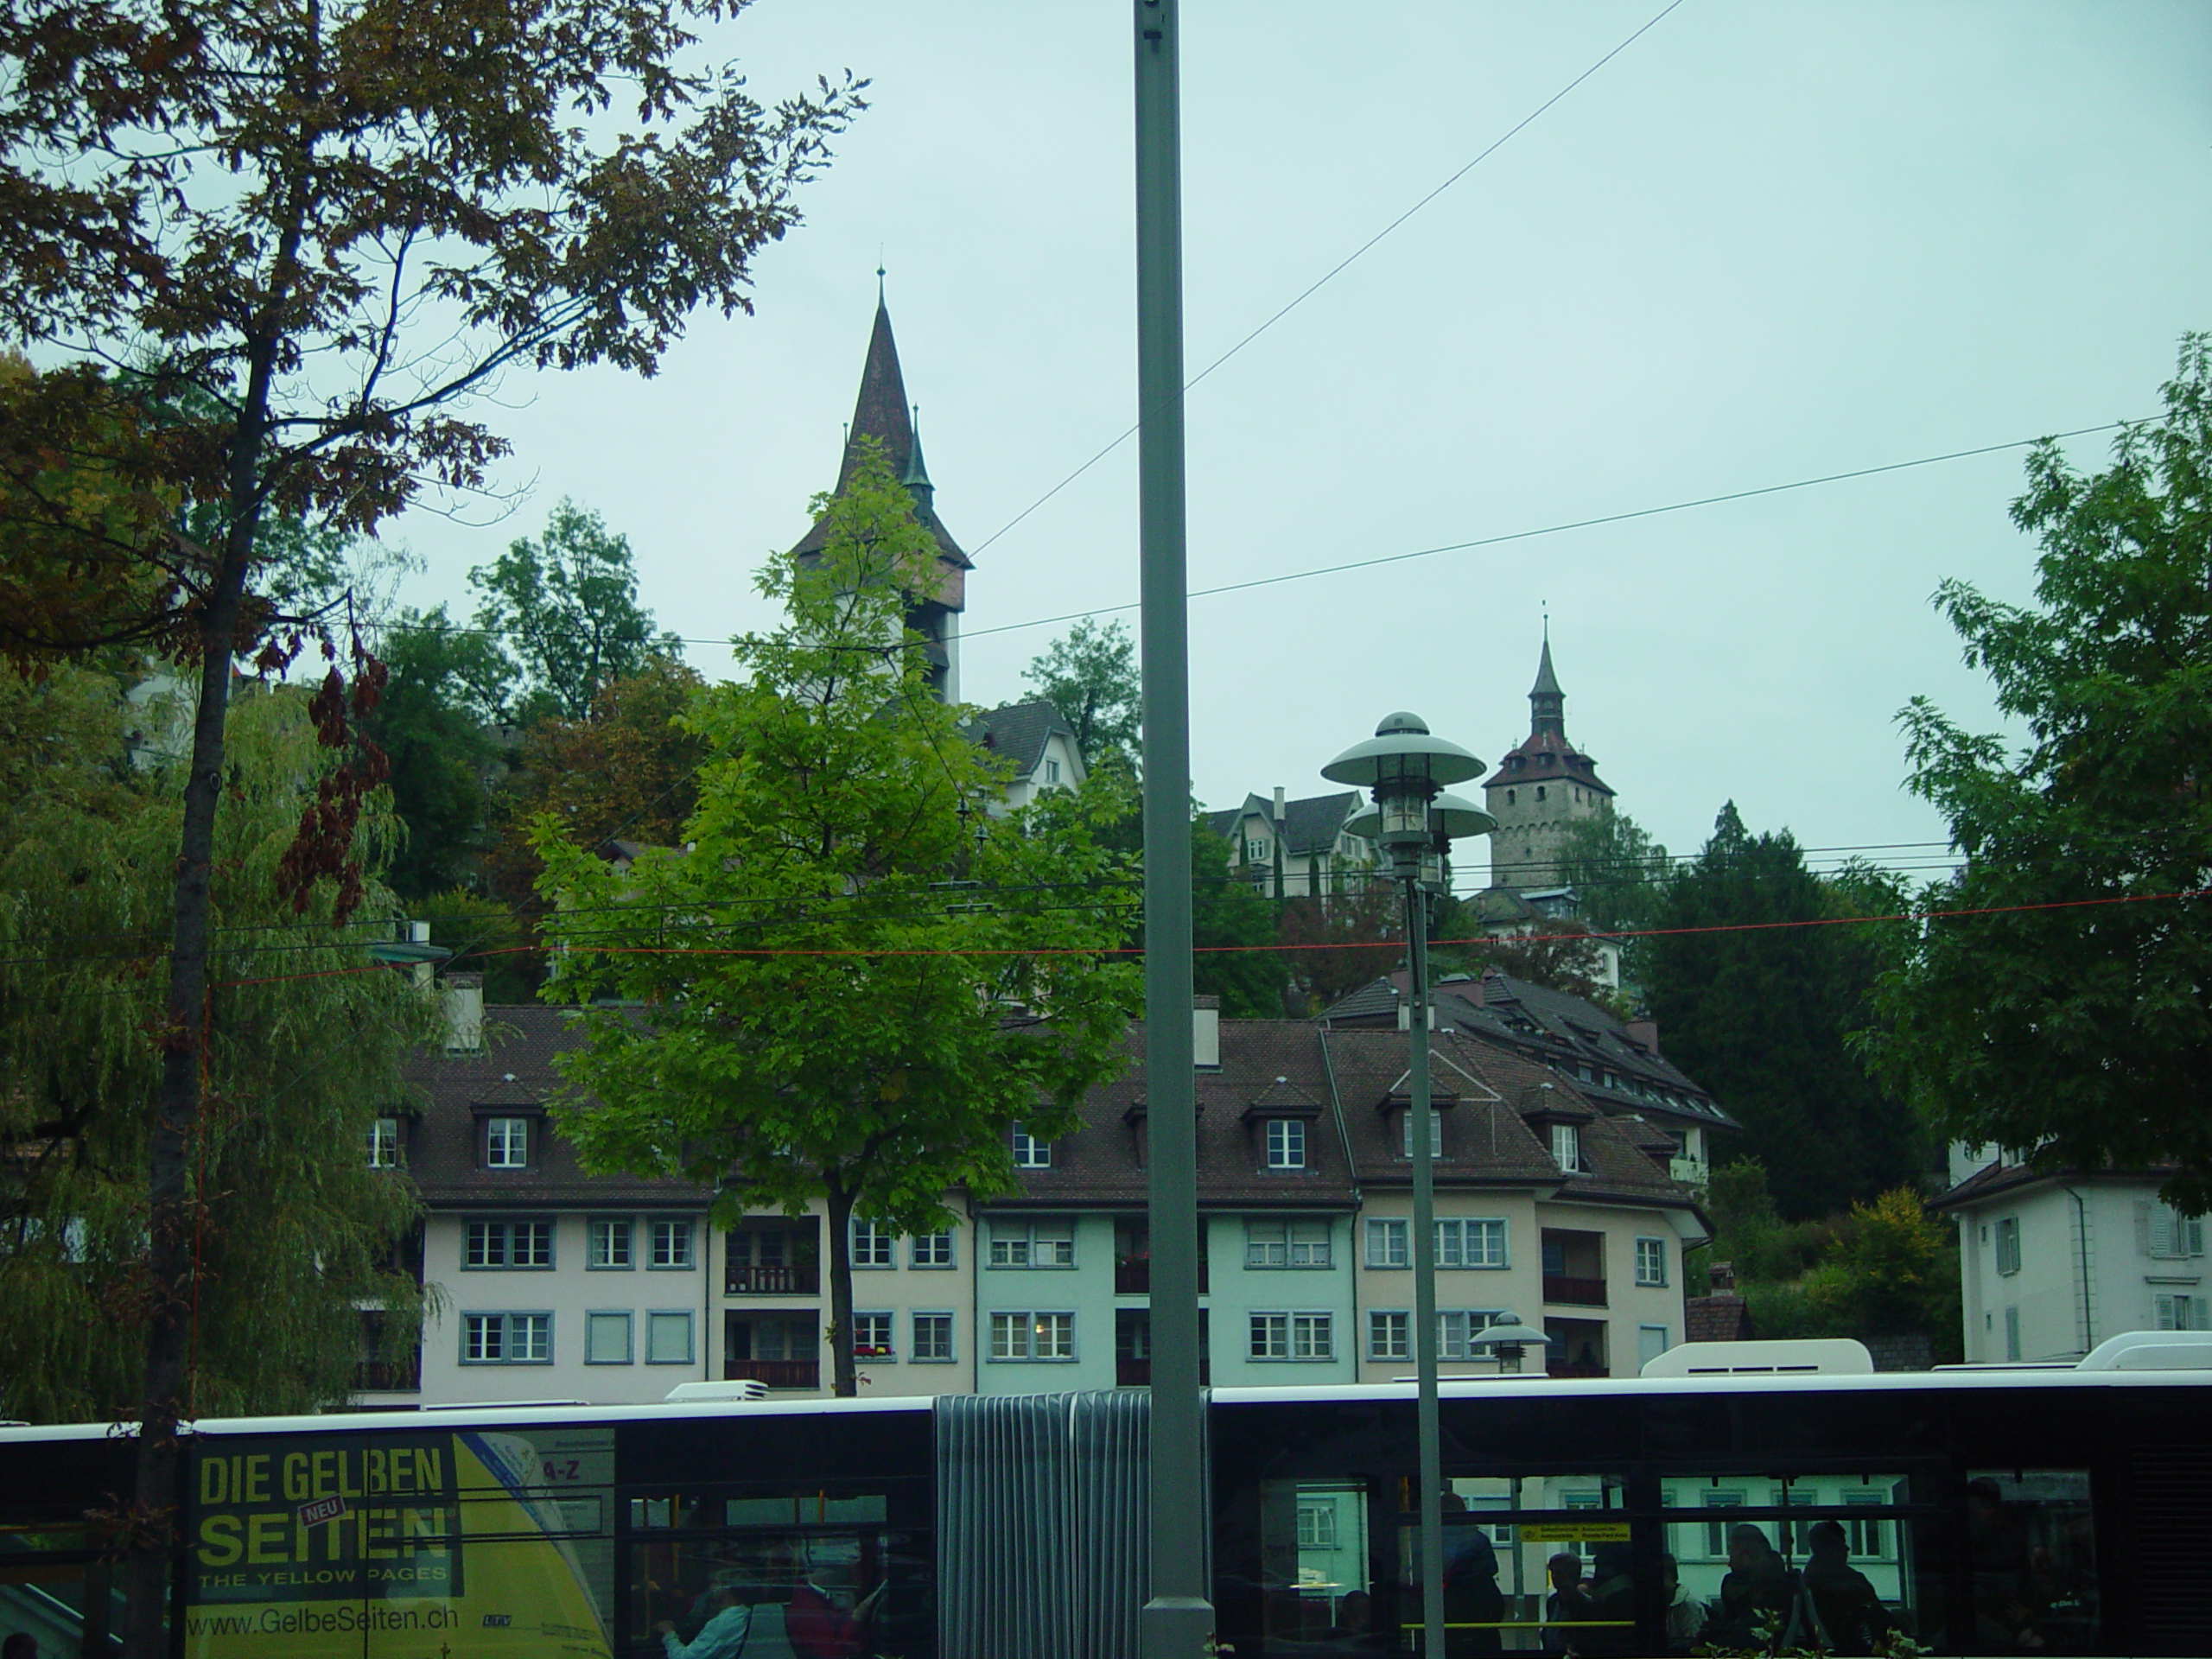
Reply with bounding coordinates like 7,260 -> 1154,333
1625,1019 -> 1659,1055
442,973 -> 485,1055
1192,995 -> 1220,1070
1272,785 -> 1286,826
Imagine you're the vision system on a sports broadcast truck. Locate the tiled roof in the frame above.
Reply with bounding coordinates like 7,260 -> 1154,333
963,700 -> 1076,779
1480,732 -> 1612,796
398,1007 -> 702,1209
1686,1294 -> 1756,1343
1323,969 -> 1740,1134
399,1007 -> 1700,1221
1929,1157 -> 2184,1211
1202,791 -> 1363,858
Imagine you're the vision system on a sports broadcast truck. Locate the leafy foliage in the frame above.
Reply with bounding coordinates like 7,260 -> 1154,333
1868,337 -> 2212,1211
1552,805 -> 1671,976
1023,616 -> 1141,765
1646,805 -> 1923,1219
535,454 -> 1141,1396
1190,819 -> 1286,1018
0,4 -> 858,1635
0,666 -> 434,1423
362,608 -> 513,901
470,500 -> 682,724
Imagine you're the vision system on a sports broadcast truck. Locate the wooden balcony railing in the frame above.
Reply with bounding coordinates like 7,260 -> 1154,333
725,1263 -> 819,1295
725,1358 -> 820,1389
1542,1274 -> 1607,1307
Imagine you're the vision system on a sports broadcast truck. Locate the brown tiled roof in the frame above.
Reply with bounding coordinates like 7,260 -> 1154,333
399,1007 -> 703,1210
999,1022 -> 1359,1211
1686,1294 -> 1756,1343
1325,969 -> 1740,1134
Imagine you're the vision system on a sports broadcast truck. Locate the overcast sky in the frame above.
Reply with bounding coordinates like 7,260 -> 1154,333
389,1 -> 2212,889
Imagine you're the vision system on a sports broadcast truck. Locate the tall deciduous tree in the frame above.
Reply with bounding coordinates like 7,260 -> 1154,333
536,453 -> 1140,1398
1024,616 -> 1142,766
0,665 -> 433,1423
470,499 -> 681,723
1645,804 -> 1920,1219
364,606 -> 512,901
0,7 -> 858,1642
1870,338 -> 2212,1211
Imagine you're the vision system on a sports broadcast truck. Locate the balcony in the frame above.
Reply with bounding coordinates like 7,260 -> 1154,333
726,1358 -> 820,1390
1113,1256 -> 1207,1294
1542,1274 -> 1607,1307
725,1263 -> 819,1295
353,1355 -> 421,1393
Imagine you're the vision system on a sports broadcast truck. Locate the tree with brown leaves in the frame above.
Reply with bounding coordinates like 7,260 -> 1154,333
0,3 -> 861,1646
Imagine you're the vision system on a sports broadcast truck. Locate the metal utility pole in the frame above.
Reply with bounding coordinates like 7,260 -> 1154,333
1135,2 -> 1212,1656
1405,878 -> 1445,1659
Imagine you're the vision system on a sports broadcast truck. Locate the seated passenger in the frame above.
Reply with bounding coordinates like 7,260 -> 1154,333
1542,1553 -> 1598,1656
1658,1554 -> 1704,1655
1801,1519 -> 1894,1656
1703,1525 -> 1796,1649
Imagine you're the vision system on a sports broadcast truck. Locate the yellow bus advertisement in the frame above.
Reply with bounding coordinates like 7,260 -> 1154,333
184,1425 -> 615,1658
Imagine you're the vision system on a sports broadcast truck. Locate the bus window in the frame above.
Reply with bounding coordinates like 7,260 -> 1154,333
1657,1471 -> 1934,1655
1400,1476 -> 1634,1653
1258,1480 -> 1370,1649
621,1489 -> 917,1659
0,1554 -> 121,1656
1966,1471 -> 2097,1655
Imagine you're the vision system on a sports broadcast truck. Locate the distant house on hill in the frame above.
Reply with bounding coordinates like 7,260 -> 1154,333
1203,790 -> 1373,900
1322,965 -> 1738,1188
963,698 -> 1086,811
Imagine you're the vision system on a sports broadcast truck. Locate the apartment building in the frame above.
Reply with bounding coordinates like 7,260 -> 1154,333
380,1003 -> 1705,1407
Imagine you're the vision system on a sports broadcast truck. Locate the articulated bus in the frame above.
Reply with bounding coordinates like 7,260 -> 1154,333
3,1334 -> 2208,1658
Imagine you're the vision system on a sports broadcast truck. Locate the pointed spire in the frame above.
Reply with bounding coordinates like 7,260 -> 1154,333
901,403 -> 935,511
1529,635 -> 1566,739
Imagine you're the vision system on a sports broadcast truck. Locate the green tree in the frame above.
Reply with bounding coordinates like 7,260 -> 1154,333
365,607 -> 512,901
1191,818 -> 1286,1018
0,665 -> 433,1423
1023,616 -> 1142,765
1553,805 -> 1670,976
0,4 -> 858,1637
1869,338 -> 2212,1211
470,499 -> 681,723
535,453 -> 1141,1397
1645,804 -> 1920,1219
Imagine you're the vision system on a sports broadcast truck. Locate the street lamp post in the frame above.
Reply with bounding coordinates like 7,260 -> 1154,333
1323,715 -> 1493,1658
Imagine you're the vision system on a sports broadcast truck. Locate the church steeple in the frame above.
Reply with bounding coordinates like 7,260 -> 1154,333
1529,635 -> 1566,740
790,285 -> 970,702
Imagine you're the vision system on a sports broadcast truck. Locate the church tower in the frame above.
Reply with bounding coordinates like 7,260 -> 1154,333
1481,636 -> 1615,893
789,289 -> 971,702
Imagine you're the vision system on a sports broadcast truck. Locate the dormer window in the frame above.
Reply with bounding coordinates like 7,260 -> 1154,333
366,1116 -> 402,1169
1550,1123 -> 1582,1174
485,1116 -> 531,1169
1402,1110 -> 1443,1160
1011,1124 -> 1052,1169
1265,1119 -> 1306,1170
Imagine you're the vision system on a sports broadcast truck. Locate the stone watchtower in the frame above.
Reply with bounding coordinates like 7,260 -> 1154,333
789,289 -> 972,702
1481,638 -> 1615,893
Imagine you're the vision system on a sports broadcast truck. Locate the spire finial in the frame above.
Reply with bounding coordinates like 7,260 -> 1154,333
1541,601 -> 1549,644
876,255 -> 886,306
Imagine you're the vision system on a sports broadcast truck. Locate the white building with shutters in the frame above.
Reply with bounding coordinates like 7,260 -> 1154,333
1933,1147 -> 2208,1363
